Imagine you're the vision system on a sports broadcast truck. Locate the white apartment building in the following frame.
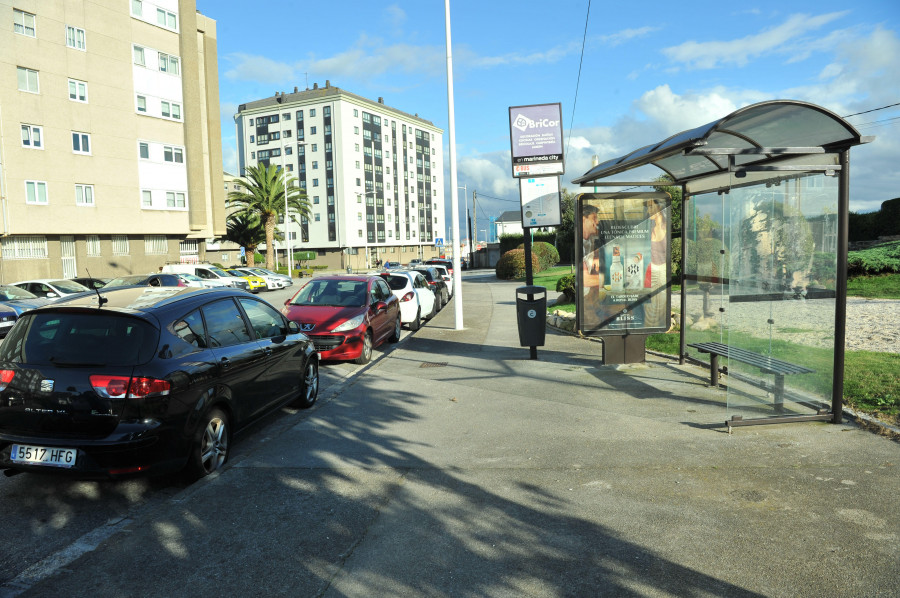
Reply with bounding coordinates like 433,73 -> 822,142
0,0 -> 225,282
234,82 -> 445,270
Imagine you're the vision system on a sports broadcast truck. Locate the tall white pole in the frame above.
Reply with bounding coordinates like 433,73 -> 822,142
444,0 -> 463,329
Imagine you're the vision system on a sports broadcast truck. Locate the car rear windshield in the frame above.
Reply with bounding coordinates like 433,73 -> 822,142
0,311 -> 158,366
382,275 -> 409,291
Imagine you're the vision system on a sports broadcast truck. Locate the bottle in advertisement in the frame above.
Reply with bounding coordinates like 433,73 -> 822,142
610,246 -> 624,292
626,251 -> 644,289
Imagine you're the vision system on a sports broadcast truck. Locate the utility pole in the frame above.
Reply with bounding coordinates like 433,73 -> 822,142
472,189 -> 477,256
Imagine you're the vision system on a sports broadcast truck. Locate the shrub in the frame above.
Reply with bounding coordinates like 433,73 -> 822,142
495,249 -> 539,280
847,240 -> 900,276
556,274 -> 576,301
516,241 -> 560,271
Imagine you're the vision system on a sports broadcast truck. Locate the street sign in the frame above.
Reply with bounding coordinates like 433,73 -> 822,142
519,176 -> 562,228
436,238 -> 444,246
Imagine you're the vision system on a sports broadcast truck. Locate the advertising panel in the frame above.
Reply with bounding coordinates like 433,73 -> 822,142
519,176 -> 562,228
576,192 -> 672,336
508,103 -> 564,178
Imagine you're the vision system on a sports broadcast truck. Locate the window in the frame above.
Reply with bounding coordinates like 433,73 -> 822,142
133,45 -> 145,66
354,109 -> 359,117
166,192 -> 186,208
311,144 -> 317,152
159,53 -> 179,75
1,236 -> 47,259
25,181 -> 48,205
131,0 -> 143,17
309,109 -> 316,117
157,8 -> 177,30
17,67 -> 39,93
139,142 -> 149,159
112,235 -> 129,255
310,126 -> 317,135
66,26 -> 86,50
75,184 -> 94,206
164,146 -> 184,163
296,110 -> 303,120
283,113 -> 290,120
86,235 -> 101,256
136,95 -> 146,112
354,126 -> 359,135
14,9 -> 36,37
312,179 -> 319,187
312,161 -> 318,169
72,132 -> 91,154
142,190 -> 152,207
144,235 -> 167,255
203,300 -> 251,348
21,125 -> 42,149
161,101 -> 181,119
269,115 -> 279,123
323,107 -> 331,117
314,214 -> 321,222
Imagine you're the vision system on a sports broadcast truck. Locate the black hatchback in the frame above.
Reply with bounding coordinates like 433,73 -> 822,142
0,286 -> 318,480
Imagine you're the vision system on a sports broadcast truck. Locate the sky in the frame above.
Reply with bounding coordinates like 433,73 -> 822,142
197,0 -> 900,237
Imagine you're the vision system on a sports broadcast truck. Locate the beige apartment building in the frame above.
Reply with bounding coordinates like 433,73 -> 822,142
0,0 -> 225,283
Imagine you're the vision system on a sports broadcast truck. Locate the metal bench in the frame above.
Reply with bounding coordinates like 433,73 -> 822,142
687,341 -> 815,412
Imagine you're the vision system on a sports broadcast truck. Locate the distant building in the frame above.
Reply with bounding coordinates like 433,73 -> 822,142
0,1 -> 225,282
495,211 -> 524,238
234,82 -> 445,269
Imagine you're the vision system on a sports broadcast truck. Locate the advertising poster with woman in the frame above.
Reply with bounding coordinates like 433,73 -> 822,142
576,192 -> 671,336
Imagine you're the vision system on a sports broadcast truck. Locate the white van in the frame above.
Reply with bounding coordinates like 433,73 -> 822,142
160,264 -> 250,291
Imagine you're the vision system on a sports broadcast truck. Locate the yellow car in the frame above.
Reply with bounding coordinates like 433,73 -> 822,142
226,269 -> 266,293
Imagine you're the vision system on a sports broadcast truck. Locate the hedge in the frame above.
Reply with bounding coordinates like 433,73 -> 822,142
495,249 -> 540,280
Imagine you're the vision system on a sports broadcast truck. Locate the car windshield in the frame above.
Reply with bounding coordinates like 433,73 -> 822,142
0,311 -> 158,366
179,274 -> 202,281
290,280 -> 367,307
0,286 -> 39,300
105,276 -> 146,287
209,267 -> 233,277
50,280 -> 91,294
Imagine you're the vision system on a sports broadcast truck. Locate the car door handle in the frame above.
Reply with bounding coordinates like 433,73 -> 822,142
220,357 -> 230,369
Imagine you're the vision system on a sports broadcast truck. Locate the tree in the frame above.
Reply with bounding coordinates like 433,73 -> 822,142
223,211 -> 269,267
554,187 -> 576,264
652,175 -> 683,237
227,164 -> 311,270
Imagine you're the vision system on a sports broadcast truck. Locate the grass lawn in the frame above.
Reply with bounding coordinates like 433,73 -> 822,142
525,267 -> 900,422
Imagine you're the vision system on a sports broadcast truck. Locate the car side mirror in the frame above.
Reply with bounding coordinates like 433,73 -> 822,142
288,320 -> 300,334
46,292 -> 58,298
284,299 -> 291,306
373,300 -> 387,312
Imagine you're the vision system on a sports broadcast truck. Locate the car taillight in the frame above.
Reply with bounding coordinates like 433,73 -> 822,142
0,369 -> 15,391
427,281 -> 437,287
90,375 -> 171,399
400,291 -> 415,302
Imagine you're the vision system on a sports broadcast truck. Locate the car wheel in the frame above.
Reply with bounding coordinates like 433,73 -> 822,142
409,307 -> 421,331
294,359 -> 319,409
355,331 -> 373,365
432,296 -> 441,315
389,316 -> 401,343
186,408 -> 229,480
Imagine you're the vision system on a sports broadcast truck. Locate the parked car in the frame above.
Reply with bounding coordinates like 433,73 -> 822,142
378,271 -> 437,331
282,275 -> 400,364
408,267 -> 450,308
103,273 -> 186,288
71,277 -> 111,290
0,304 -> 18,339
0,285 -> 51,316
10,279 -> 91,301
408,259 -> 423,267
247,267 -> 292,287
160,264 -> 251,291
225,269 -> 266,293
430,264 -> 453,297
426,258 -> 454,276
0,286 -> 319,479
230,268 -> 284,291
382,261 -> 402,270
175,273 -> 208,288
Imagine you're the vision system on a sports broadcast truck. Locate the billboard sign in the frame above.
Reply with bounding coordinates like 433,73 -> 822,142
576,192 -> 672,336
509,103 -> 564,178
519,176 -> 562,228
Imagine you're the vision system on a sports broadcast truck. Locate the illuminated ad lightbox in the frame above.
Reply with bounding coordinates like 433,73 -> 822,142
519,176 -> 562,228
576,192 -> 672,336
508,103 -> 564,178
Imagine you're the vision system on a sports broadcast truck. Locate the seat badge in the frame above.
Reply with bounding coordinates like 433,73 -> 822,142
40,379 -> 55,393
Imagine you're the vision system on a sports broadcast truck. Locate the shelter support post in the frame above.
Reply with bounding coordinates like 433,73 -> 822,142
832,150 -> 850,424
679,185 -> 687,366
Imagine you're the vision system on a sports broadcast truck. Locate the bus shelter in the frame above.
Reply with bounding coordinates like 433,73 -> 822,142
572,100 -> 873,428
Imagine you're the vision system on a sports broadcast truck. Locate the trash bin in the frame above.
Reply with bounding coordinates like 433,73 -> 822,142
346,265 -> 352,274
516,285 -> 547,347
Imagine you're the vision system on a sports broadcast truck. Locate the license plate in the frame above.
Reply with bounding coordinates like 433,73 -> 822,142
11,444 -> 77,468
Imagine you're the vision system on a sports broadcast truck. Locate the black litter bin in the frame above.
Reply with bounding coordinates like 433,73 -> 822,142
516,285 -> 547,347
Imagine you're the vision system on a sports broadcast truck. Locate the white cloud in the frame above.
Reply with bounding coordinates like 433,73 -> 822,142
663,11 -> 849,69
598,26 -> 661,47
385,4 -> 406,29
223,53 -> 296,84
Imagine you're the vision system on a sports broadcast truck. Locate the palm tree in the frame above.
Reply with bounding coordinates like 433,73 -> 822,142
224,211 -> 269,267
227,164 -> 310,270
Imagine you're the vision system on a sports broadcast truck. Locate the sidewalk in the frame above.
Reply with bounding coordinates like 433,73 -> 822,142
18,275 -> 900,597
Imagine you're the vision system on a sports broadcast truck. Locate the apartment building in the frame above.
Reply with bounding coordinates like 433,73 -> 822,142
234,82 -> 445,270
0,0 -> 225,283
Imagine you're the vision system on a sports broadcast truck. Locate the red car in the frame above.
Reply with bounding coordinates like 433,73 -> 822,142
282,275 -> 401,364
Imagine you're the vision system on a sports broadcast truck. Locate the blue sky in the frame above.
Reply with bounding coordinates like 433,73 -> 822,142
197,0 -> 900,230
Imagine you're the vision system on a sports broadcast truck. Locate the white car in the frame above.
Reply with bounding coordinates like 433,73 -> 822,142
247,267 -> 292,287
232,267 -> 284,290
10,279 -> 91,302
175,273 -> 211,288
378,271 -> 436,331
431,264 -> 453,297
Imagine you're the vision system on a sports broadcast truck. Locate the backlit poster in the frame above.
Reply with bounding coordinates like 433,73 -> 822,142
576,192 -> 672,335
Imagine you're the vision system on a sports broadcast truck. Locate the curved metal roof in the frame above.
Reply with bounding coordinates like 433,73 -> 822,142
573,100 -> 871,185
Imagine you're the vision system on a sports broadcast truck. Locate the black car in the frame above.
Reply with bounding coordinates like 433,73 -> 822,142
103,273 -> 185,288
407,267 -> 449,308
0,286 -> 318,480
71,277 -> 111,290
425,258 -> 454,276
